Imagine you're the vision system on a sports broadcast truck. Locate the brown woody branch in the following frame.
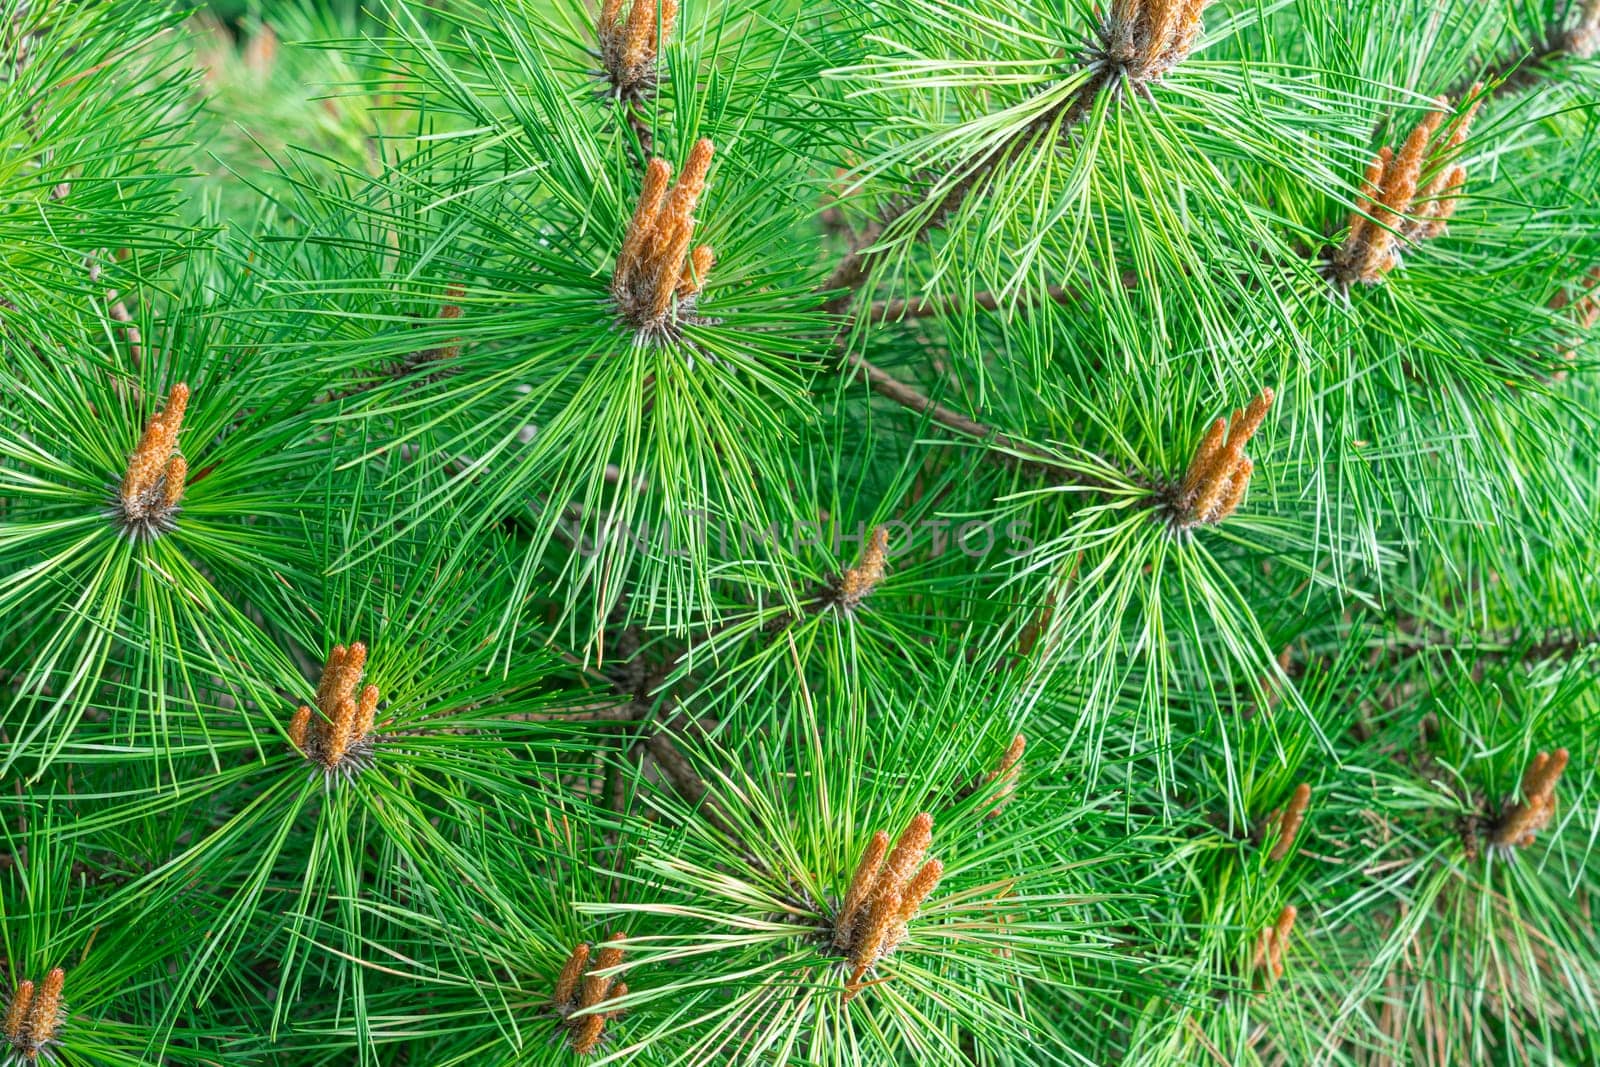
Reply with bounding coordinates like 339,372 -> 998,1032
844,351 -> 1121,490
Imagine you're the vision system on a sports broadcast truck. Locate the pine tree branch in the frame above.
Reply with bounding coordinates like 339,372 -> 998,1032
503,700 -> 644,722
641,729 -> 739,836
822,70 -> 1112,314
567,625 -> 757,857
85,253 -> 141,370
843,351 -> 1120,490
1375,622 -> 1600,668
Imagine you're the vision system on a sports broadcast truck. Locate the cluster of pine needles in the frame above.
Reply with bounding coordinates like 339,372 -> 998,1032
1,0 -> 1598,1065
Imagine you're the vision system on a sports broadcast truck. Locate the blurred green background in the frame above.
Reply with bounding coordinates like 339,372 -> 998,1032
206,0 -> 357,22
177,0 -> 405,216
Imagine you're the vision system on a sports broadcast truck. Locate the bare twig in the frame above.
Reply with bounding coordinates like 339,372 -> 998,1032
844,351 -> 1121,489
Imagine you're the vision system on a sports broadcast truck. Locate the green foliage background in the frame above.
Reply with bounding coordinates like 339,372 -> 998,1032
2,0 -> 1598,1063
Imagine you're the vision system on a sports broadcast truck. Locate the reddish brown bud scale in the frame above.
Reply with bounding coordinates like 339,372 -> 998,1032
579,971 -> 612,1011
288,706 -> 311,753
581,936 -> 626,1009
1492,748 -> 1570,847
835,830 -> 889,948
5,967 -> 65,1058
324,697 -> 356,767
1253,905 -> 1298,984
880,812 -> 933,891
1180,418 -> 1226,500
357,684 -> 380,739
617,158 -> 672,289
3,980 -> 33,1045
429,285 -> 466,362
898,859 -> 943,922
1271,906 -> 1297,970
439,284 -> 465,319
985,734 -> 1026,817
570,1012 -> 606,1055
29,968 -> 62,1039
998,733 -> 1026,774
833,813 -> 944,1001
556,935 -> 626,1052
1267,783 -> 1312,862
849,888 -> 901,972
337,643 -> 368,700
646,217 -> 697,324
654,0 -> 678,48
315,644 -> 347,709
1380,108 -> 1445,223
160,456 -> 188,509
1214,457 -> 1252,522
671,139 -> 713,207
676,245 -> 715,299
554,943 -> 591,1011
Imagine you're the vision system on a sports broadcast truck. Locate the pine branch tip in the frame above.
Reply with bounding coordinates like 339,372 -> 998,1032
1167,387 -> 1274,529
984,733 -> 1026,817
612,141 -> 716,336
556,934 -> 626,1052
1094,0 -> 1214,84
835,525 -> 890,610
833,814 -> 941,998
4,967 -> 65,1060
115,382 -> 190,539
1263,783 -> 1311,861
1252,905 -> 1298,986
1490,748 -> 1570,848
290,641 -> 382,778
1331,90 -> 1481,286
598,0 -> 677,103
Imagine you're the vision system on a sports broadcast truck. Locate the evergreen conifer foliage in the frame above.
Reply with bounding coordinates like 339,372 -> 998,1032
2,0 -> 1599,1064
